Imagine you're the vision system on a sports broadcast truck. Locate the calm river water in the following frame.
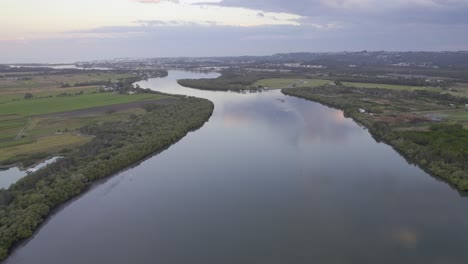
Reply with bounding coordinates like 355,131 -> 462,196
5,71 -> 468,264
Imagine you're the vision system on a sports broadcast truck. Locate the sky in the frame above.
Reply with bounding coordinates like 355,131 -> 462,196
1,0 -> 468,63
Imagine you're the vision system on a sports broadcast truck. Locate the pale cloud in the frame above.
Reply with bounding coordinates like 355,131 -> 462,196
320,0 -> 371,9
321,0 -> 452,10
0,0 -> 302,41
132,0 -> 222,4
211,0 -> 468,22
1,0 -> 467,62
133,0 -> 178,3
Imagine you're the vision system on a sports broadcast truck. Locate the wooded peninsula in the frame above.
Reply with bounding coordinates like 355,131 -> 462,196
0,88 -> 213,260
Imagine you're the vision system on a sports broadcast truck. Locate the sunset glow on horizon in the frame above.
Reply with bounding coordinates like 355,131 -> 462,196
1,0 -> 467,62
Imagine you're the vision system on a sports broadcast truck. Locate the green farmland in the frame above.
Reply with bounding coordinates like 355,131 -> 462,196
256,78 -> 440,91
0,93 -> 168,116
253,78 -> 332,89
0,69 -> 173,166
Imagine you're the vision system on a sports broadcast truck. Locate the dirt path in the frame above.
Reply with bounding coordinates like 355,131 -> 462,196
15,118 -> 31,140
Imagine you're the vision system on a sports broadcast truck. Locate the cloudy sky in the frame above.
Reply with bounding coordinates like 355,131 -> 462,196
1,0 -> 468,62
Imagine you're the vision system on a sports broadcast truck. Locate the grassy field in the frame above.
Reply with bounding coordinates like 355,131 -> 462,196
26,108 -> 146,139
444,110 -> 468,121
0,72 -> 133,91
0,86 -> 99,103
0,93 -> 168,116
0,92 -> 169,162
0,115 -> 27,144
0,106 -> 152,161
254,78 -> 464,94
415,109 -> 468,127
0,69 -> 172,166
0,116 -> 26,129
254,78 -> 332,89
0,134 -> 92,161
342,81 -> 431,90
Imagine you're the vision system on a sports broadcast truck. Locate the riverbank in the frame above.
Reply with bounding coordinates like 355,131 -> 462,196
176,71 -> 308,91
0,96 -> 214,261
282,86 -> 468,192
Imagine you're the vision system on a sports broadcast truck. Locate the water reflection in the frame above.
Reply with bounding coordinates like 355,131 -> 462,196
0,157 -> 61,189
391,228 -> 419,249
0,167 -> 25,189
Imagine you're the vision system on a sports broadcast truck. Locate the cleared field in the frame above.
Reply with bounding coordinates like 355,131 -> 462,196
2,87 -> 94,98
0,95 -> 175,160
0,133 -> 92,161
0,107 -> 153,160
0,118 -> 25,129
0,73 -> 133,90
0,127 -> 23,141
254,78 -> 332,89
451,83 -> 468,92
343,81 -> 429,90
0,69 -> 173,166
0,93 -> 168,116
254,78 -> 462,95
0,115 -> 27,143
0,138 -> 34,149
0,114 -> 23,121
0,95 -> 173,151
26,107 -> 147,138
419,109 -> 468,123
445,110 -> 468,121
0,85 -> 98,99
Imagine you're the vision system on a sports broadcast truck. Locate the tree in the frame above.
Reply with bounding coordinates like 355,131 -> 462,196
334,80 -> 343,86
0,190 -> 13,206
24,93 -> 33,99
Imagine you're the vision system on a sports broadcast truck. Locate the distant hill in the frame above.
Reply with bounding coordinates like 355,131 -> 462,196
270,51 -> 468,68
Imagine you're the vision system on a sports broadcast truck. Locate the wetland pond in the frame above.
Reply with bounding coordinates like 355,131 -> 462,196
0,157 -> 61,189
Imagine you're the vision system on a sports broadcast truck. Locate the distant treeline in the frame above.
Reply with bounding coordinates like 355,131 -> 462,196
332,76 -> 452,87
0,67 -> 103,75
0,96 -> 214,260
178,69 -> 461,92
273,51 -> 468,68
178,71 -> 302,91
0,67 -> 168,80
177,72 -> 261,91
62,75 -> 143,89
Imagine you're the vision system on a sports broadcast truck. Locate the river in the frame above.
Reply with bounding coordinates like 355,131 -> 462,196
5,71 -> 468,264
